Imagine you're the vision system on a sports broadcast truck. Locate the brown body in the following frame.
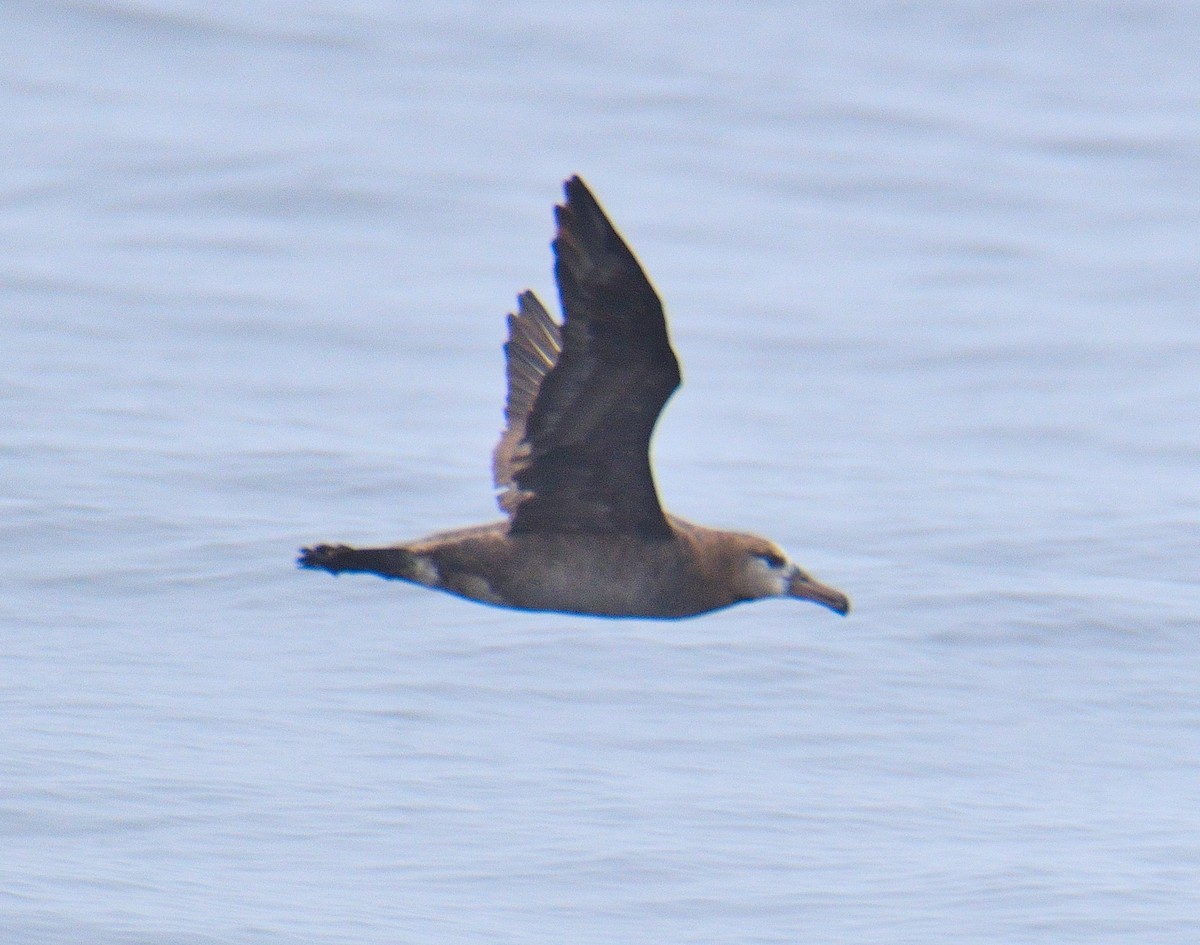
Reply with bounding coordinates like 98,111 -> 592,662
303,516 -> 847,619
300,177 -> 849,619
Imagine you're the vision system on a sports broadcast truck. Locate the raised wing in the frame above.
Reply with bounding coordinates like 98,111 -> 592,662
499,175 -> 681,537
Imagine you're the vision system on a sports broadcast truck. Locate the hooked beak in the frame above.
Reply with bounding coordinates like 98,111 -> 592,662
787,567 -> 851,615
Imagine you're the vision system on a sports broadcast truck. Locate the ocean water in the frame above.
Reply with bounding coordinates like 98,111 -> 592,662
3,1 -> 1199,943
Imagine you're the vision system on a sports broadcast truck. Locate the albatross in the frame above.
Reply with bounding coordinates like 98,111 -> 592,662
299,176 -> 849,618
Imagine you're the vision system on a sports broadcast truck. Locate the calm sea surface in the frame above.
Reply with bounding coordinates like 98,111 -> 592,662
3,2 -> 1199,943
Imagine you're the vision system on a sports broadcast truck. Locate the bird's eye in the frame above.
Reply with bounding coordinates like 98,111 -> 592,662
758,551 -> 786,569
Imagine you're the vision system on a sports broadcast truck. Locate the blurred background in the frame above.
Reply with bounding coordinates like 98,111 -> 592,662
3,2 -> 1198,943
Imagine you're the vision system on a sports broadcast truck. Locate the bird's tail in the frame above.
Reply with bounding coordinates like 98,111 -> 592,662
297,544 -> 420,580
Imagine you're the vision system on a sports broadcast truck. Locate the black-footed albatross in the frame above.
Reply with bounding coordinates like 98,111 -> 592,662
299,176 -> 849,618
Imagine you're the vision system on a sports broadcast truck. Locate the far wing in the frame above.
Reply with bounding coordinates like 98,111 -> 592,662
493,290 -> 561,513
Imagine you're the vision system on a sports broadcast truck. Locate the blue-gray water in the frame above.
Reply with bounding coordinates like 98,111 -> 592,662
4,2 -> 1199,943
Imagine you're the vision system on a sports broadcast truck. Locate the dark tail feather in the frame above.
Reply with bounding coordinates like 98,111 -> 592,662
298,544 -> 417,579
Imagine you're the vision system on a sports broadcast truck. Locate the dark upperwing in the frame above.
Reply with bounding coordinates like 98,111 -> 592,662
495,176 -> 682,538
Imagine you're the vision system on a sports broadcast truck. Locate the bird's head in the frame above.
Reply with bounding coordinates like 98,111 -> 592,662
733,536 -> 850,615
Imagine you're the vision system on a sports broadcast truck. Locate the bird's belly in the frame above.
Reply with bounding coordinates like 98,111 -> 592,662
492,544 -> 708,619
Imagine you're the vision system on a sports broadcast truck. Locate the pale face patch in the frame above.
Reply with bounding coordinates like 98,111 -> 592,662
742,550 -> 792,599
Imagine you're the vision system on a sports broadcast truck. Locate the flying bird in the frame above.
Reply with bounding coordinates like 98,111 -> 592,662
299,176 -> 849,618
